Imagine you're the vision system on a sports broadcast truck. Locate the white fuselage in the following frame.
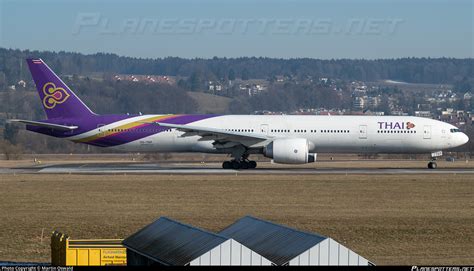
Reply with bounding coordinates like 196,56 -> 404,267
109,115 -> 468,154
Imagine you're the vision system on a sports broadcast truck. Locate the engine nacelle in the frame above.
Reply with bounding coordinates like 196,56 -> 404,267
263,138 -> 316,164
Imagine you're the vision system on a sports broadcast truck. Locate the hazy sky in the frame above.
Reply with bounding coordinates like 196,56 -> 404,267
0,0 -> 472,59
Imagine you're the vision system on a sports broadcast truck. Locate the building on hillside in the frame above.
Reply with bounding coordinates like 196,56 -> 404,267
236,79 -> 268,96
353,96 -> 365,110
17,80 -> 26,88
219,216 -> 374,266
207,81 -> 223,92
351,81 -> 367,93
415,111 -> 432,118
114,74 -> 176,85
367,96 -> 380,108
463,92 -> 472,100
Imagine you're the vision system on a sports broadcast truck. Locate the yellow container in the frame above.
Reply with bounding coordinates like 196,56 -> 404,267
51,231 -> 126,266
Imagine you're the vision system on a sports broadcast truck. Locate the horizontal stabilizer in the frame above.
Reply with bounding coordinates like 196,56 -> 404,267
7,119 -> 78,131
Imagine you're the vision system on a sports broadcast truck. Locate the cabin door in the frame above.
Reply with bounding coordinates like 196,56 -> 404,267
359,125 -> 367,139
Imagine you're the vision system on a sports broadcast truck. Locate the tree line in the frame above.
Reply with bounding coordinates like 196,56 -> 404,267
1,48 -> 473,89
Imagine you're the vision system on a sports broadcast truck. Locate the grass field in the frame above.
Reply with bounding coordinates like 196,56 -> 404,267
0,173 -> 472,265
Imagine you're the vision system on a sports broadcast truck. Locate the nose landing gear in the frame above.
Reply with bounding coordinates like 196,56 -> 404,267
427,161 -> 437,169
428,151 -> 442,169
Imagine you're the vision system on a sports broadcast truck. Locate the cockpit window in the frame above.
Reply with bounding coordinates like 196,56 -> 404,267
450,128 -> 461,133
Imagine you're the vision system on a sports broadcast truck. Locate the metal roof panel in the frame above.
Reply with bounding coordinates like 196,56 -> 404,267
219,216 -> 327,265
123,217 -> 227,266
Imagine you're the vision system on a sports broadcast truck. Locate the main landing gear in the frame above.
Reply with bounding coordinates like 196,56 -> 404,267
222,145 -> 257,169
222,159 -> 257,170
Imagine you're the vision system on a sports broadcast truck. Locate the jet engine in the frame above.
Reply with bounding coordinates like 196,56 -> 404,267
263,138 -> 316,164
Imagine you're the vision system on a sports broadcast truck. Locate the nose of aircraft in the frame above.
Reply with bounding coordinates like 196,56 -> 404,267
460,132 -> 469,145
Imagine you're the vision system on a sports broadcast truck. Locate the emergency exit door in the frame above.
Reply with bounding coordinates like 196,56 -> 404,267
423,125 -> 431,139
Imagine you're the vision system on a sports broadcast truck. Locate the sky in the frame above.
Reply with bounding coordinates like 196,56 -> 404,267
0,0 -> 472,59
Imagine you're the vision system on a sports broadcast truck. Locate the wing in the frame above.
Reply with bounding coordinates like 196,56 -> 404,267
147,122 -> 272,148
8,119 -> 78,131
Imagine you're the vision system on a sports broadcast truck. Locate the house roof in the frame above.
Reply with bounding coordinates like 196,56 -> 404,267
123,217 -> 227,266
219,216 -> 327,265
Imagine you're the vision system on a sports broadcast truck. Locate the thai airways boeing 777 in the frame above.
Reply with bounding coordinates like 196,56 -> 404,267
9,59 -> 469,169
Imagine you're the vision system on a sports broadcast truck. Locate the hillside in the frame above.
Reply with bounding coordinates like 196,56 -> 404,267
187,92 -> 232,114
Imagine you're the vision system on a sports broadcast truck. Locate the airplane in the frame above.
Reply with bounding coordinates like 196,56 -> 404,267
8,59 -> 469,170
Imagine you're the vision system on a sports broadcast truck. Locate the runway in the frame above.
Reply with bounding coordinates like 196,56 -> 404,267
3,162 -> 474,175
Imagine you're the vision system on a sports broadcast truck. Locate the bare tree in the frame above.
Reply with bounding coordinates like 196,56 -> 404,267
0,139 -> 23,160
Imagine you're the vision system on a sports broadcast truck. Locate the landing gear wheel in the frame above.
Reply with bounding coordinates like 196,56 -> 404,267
231,160 -> 241,169
248,161 -> 257,169
240,161 -> 249,169
428,161 -> 437,169
222,161 -> 232,169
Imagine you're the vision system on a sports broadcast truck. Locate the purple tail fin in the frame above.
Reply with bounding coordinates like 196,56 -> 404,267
26,58 -> 95,119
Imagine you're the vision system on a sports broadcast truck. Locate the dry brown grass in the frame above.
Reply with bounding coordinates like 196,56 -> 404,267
0,173 -> 472,265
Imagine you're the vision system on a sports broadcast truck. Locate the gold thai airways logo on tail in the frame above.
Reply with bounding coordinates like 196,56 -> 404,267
42,82 -> 70,109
